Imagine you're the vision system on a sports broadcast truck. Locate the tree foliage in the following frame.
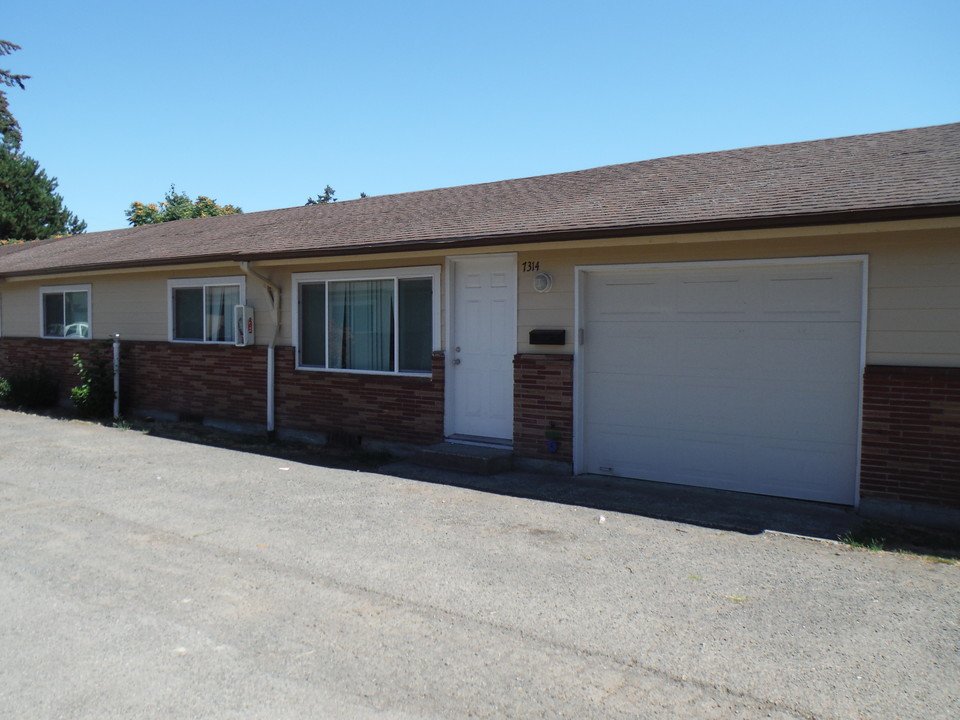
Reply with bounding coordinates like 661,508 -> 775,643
305,185 -> 337,205
305,186 -> 367,205
1,39 -> 29,150
0,150 -> 87,239
0,40 -> 86,241
125,185 -> 242,225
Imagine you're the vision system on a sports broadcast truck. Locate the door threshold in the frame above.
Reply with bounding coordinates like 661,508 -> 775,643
446,434 -> 513,449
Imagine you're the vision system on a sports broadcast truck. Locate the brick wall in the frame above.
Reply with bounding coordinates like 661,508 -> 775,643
274,348 -> 445,445
0,338 -> 445,445
861,365 -> 960,509
7,335 -> 957,512
513,353 -> 573,463
0,336 -> 96,402
121,341 -> 268,424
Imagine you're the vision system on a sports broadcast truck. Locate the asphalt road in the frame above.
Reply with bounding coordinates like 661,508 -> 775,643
0,409 -> 957,719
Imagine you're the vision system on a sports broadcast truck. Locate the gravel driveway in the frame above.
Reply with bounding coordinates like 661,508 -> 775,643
0,409 -> 956,719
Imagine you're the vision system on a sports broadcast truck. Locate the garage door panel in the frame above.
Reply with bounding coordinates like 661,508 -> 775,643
676,324 -> 753,375
677,277 -> 747,315
754,383 -> 860,443
587,322 -> 676,372
586,373 -> 677,423
762,265 -> 863,320
581,260 -> 863,505
587,424 -> 668,477
753,441 -> 857,504
673,378 -> 751,433
587,276 -> 669,320
761,323 -> 861,379
670,434 -> 745,484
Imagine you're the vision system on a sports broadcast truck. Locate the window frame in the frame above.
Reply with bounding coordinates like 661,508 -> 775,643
39,284 -> 92,339
292,266 -> 441,376
167,276 -> 246,344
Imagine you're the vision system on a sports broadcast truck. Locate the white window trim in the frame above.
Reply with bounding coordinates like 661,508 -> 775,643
167,276 -> 246,344
39,284 -> 92,339
292,265 -> 441,376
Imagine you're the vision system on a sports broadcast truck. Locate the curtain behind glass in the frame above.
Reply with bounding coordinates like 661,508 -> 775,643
398,278 -> 432,372
299,282 -> 326,367
206,285 -> 239,342
65,291 -> 89,337
43,293 -> 64,336
329,280 -> 393,371
174,288 -> 203,340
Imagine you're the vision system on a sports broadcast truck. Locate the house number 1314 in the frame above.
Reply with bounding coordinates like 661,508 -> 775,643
522,261 -> 540,272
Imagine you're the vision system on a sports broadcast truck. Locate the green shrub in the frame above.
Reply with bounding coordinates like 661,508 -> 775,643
0,366 -> 60,409
70,349 -> 115,418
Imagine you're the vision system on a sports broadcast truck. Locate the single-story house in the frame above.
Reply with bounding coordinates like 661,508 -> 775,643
1,123 -> 958,526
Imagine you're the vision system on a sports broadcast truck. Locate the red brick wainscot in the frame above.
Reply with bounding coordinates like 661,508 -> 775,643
513,353 -> 573,464
121,341 -> 268,425
0,336 -> 100,404
861,365 -> 960,509
274,348 -> 445,446
0,337 -> 272,425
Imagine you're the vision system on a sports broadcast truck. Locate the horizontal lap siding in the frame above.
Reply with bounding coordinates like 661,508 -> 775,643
861,365 -> 960,508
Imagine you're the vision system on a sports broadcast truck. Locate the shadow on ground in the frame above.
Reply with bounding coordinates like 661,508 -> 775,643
381,460 -> 856,539
380,461 -> 960,561
10,408 -> 958,561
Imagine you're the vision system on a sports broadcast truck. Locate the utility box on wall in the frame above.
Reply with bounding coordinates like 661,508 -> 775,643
529,328 -> 566,346
234,305 -> 255,346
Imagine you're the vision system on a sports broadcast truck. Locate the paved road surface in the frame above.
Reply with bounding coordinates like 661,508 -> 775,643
0,410 -> 956,719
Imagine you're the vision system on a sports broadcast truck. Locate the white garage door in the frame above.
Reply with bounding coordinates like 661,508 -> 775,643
579,260 -> 863,504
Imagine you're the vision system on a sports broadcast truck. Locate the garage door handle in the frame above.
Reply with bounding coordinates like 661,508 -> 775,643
453,359 -> 461,365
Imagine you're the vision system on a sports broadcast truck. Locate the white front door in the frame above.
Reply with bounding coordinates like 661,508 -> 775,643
447,254 -> 517,442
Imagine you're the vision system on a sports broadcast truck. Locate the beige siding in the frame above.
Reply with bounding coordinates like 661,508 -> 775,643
1,283 -> 41,337
516,224 -> 960,367
1,269 -> 275,343
90,274 -> 168,340
2,220 -> 958,367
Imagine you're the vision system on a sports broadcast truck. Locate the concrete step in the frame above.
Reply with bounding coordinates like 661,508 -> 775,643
411,442 -> 513,476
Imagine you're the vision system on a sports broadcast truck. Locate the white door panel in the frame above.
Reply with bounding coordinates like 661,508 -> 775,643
449,255 -> 516,441
581,261 -> 863,504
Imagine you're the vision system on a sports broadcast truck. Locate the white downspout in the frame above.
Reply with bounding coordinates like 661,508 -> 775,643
239,262 -> 281,437
112,333 -> 121,420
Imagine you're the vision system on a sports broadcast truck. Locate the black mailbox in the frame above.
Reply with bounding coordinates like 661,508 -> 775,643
529,329 -> 566,345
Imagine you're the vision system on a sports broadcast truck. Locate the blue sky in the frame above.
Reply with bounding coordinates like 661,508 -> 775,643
6,1 -> 959,233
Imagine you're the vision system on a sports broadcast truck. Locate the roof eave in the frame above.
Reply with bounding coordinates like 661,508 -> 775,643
3,202 -> 959,279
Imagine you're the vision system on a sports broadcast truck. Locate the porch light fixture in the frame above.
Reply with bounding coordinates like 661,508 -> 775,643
533,272 -> 553,293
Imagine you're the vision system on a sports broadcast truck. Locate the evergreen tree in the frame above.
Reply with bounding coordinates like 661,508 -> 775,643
305,186 -> 367,204
305,185 -> 337,205
0,40 -> 86,241
0,150 -> 87,239
125,185 -> 242,225
0,39 -> 29,150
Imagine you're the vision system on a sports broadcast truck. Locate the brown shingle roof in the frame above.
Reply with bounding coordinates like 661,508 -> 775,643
2,123 -> 958,277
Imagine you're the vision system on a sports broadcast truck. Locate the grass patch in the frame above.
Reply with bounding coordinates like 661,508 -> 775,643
840,520 -> 960,563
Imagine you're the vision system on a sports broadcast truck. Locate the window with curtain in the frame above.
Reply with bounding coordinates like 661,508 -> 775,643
169,278 -> 243,343
41,285 -> 91,338
296,268 -> 436,374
